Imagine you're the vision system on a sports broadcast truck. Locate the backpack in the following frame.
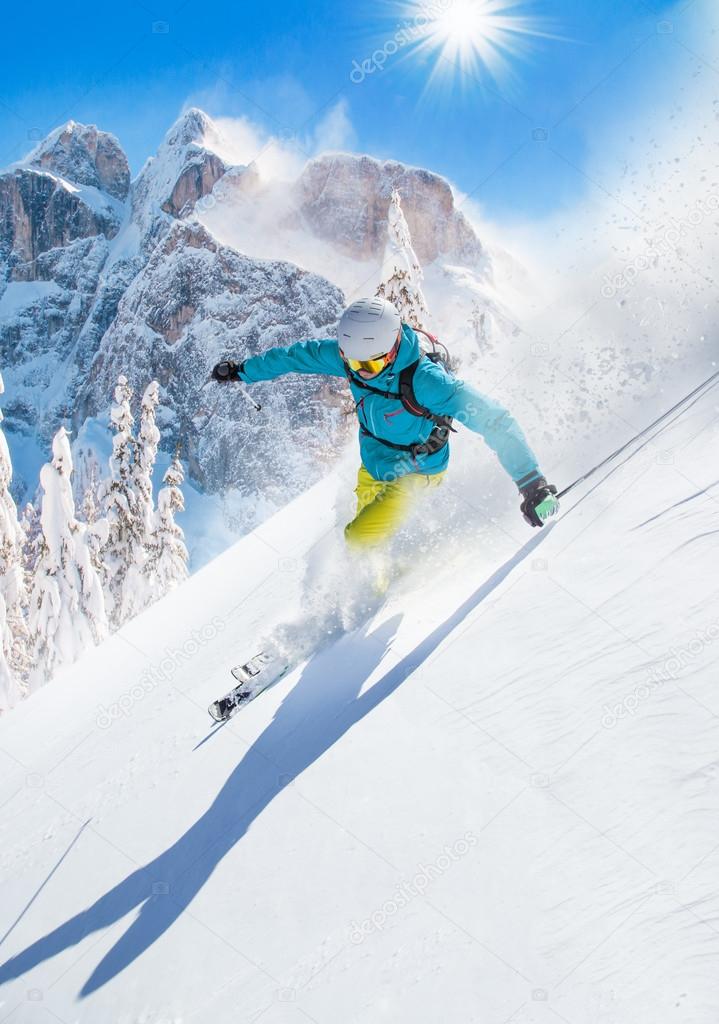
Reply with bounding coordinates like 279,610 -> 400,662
344,327 -> 457,460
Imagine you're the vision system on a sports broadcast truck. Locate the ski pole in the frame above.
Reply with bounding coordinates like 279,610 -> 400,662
195,376 -> 262,430
236,382 -> 262,412
557,366 -> 719,500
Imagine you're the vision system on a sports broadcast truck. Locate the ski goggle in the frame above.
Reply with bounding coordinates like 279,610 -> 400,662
341,338 -> 400,376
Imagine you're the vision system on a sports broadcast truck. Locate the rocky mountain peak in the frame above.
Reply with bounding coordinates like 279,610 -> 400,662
164,108 -> 221,151
24,121 -> 130,200
133,108 -> 230,224
295,153 -> 484,267
0,121 -> 126,280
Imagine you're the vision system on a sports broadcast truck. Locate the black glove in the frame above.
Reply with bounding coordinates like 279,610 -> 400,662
211,360 -> 242,383
519,476 -> 559,528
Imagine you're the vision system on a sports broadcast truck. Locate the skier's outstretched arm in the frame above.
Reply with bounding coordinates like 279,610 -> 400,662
413,362 -> 559,527
213,340 -> 345,384
413,362 -> 539,483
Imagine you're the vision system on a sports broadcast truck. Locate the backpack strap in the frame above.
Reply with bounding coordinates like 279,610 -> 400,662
345,355 -> 456,462
358,421 -> 452,460
344,372 -> 400,403
346,357 -> 454,430
398,360 -> 453,429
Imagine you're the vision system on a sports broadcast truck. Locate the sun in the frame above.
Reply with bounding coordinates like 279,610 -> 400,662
435,1 -> 493,45
397,0 -> 550,88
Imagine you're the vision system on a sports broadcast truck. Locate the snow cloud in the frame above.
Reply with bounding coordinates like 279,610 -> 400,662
311,99 -> 357,153
194,98 -> 356,183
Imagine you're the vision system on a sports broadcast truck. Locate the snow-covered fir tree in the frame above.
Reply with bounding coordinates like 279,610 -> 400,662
79,461 -> 109,580
73,446 -> 102,509
81,463 -> 100,525
0,373 -> 30,708
134,381 -> 161,598
148,455 -> 188,599
28,428 -> 108,689
135,381 -> 160,525
376,189 -> 430,330
99,375 -> 147,629
20,501 -> 41,569
84,482 -> 109,583
0,596 -> 17,711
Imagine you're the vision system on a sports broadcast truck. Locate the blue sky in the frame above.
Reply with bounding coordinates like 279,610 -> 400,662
0,0 -> 702,220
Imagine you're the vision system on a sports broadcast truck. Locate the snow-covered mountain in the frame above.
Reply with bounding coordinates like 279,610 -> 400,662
0,112 -> 354,530
0,123 -> 129,434
0,366 -> 716,1022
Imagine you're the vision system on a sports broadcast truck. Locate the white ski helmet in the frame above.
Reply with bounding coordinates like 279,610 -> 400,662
337,298 -> 402,361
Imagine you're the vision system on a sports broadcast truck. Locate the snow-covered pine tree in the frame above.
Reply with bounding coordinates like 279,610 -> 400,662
21,501 -> 41,569
99,375 -> 146,629
81,463 -> 109,580
0,596 -> 17,711
0,373 -> 30,708
149,455 -> 188,599
81,463 -> 100,525
73,446 -> 102,510
134,381 -> 161,600
376,188 -> 430,331
28,428 -> 108,689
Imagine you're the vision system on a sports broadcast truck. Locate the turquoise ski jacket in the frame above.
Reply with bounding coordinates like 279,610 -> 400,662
239,324 -> 542,486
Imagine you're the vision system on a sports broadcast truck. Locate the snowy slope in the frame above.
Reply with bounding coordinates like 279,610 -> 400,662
0,383 -> 718,1022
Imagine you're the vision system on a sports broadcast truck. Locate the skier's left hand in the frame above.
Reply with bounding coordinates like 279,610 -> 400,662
211,360 -> 242,383
520,477 -> 559,528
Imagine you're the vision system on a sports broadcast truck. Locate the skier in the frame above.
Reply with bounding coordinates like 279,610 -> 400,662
211,298 -> 558,548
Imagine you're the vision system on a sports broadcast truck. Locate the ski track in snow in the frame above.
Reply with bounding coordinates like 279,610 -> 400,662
0,389 -> 718,1022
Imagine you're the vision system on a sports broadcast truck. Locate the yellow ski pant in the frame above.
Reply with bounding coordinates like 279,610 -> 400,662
344,465 -> 445,549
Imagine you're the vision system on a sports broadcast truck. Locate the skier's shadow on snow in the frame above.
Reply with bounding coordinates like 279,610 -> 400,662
0,531 -> 547,997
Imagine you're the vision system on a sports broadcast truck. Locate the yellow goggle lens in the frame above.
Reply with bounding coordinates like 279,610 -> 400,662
346,356 -> 388,374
